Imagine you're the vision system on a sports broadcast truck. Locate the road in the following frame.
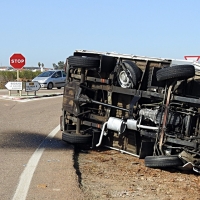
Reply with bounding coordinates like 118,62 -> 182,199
3,89 -> 200,200
0,90 -> 84,200
0,88 -> 63,97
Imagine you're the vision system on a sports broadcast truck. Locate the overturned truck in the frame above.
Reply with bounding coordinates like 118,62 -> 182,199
61,50 -> 200,173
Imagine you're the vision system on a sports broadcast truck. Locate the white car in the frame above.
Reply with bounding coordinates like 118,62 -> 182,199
32,70 -> 66,89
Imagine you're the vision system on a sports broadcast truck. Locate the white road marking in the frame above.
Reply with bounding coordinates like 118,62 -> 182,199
12,125 -> 60,200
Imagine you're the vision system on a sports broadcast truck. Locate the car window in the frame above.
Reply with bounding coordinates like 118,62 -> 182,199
52,71 -> 62,78
38,71 -> 55,77
62,71 -> 66,77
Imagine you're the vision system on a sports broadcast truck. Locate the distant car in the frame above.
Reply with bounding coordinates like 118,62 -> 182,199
32,70 -> 66,89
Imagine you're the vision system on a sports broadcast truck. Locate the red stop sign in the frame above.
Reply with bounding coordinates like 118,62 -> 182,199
10,53 -> 26,69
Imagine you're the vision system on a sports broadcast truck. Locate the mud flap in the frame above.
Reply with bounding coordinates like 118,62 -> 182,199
139,141 -> 154,159
60,115 -> 63,131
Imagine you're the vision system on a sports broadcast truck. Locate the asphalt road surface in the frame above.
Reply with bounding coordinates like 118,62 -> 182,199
0,91 -> 84,200
0,88 -> 63,97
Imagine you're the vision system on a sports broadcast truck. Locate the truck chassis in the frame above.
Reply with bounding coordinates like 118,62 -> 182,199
61,50 -> 200,173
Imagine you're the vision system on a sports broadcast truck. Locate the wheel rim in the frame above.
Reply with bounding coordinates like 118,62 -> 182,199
117,69 -> 133,88
48,83 -> 53,89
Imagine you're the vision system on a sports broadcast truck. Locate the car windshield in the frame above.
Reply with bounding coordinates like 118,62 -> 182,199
37,71 -> 55,77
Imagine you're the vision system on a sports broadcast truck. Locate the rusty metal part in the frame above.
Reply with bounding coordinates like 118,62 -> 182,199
76,68 -> 85,134
103,145 -> 140,157
78,94 -> 129,112
158,83 -> 173,153
89,114 -> 107,122
91,99 -> 129,112
105,91 -> 112,119
71,73 -> 111,84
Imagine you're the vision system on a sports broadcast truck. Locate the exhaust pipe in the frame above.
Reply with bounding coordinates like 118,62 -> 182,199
96,117 -> 126,147
126,119 -> 158,131
96,117 -> 158,147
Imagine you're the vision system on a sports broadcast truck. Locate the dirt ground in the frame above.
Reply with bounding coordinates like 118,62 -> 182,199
75,147 -> 200,200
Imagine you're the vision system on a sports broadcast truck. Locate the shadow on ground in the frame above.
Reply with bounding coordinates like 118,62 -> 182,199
0,131 -> 71,150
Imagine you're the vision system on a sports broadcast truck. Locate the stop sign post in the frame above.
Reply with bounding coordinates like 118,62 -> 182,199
10,53 -> 26,81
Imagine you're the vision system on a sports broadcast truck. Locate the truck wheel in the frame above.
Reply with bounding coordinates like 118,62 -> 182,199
156,65 -> 195,81
145,155 -> 183,168
68,56 -> 100,68
117,60 -> 142,88
47,82 -> 53,89
62,131 -> 92,144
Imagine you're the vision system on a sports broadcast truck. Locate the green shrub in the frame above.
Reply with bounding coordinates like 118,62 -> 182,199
0,70 -> 41,81
20,70 -> 41,80
0,71 -> 16,81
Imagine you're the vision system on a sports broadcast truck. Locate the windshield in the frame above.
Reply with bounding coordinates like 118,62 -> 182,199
37,71 -> 55,77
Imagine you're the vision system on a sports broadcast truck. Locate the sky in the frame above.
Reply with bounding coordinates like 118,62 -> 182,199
0,0 -> 200,68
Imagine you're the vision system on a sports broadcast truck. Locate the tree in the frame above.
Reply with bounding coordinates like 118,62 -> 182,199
53,63 -> 58,69
52,61 -> 65,70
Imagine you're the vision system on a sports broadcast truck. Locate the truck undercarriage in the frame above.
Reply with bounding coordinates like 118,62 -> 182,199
61,50 -> 200,173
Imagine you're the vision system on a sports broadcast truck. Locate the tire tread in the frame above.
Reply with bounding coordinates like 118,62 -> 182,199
145,155 -> 183,167
62,131 -> 92,144
156,65 -> 195,81
68,56 -> 100,68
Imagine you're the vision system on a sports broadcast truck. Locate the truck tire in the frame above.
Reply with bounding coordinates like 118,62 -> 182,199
62,131 -> 92,144
68,56 -> 100,68
156,65 -> 195,81
145,155 -> 183,168
117,60 -> 142,88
